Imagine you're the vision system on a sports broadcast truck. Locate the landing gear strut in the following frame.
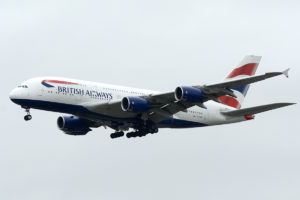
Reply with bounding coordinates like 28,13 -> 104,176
24,107 -> 32,121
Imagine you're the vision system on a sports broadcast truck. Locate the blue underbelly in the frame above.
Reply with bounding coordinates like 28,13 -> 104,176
11,98 -> 208,128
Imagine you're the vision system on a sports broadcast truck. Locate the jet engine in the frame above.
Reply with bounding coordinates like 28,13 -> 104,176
121,97 -> 150,112
57,116 -> 91,135
175,86 -> 204,102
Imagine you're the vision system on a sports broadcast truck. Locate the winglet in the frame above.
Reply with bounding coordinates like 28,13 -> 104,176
282,68 -> 290,78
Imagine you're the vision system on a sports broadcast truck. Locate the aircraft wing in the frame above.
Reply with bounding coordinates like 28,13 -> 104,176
82,100 -> 136,119
221,103 -> 295,117
83,69 -> 290,123
194,69 -> 290,99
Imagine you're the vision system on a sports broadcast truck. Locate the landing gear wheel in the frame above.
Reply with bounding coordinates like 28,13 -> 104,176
24,115 -> 32,121
110,131 -> 124,139
126,130 -> 148,138
126,132 -> 136,138
151,128 -> 158,134
23,107 -> 32,121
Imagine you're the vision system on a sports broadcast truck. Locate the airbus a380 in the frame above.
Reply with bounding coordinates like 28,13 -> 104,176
9,55 -> 295,139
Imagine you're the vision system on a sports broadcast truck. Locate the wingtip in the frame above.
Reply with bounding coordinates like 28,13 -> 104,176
282,102 -> 297,107
282,68 -> 290,78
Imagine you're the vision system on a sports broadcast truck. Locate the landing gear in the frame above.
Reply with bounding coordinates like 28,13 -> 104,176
126,127 -> 158,138
110,131 -> 124,139
149,127 -> 158,134
23,107 -> 32,121
109,122 -> 159,139
126,130 -> 146,138
24,115 -> 32,121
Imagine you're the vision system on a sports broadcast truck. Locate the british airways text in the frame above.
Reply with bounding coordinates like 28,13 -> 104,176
58,86 -> 113,99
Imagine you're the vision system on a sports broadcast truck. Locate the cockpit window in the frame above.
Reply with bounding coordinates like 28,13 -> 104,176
18,85 -> 28,88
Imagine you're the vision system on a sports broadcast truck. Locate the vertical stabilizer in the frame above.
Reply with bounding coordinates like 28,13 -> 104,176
219,55 -> 262,109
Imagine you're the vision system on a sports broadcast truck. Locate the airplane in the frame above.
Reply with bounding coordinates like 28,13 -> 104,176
9,55 -> 295,139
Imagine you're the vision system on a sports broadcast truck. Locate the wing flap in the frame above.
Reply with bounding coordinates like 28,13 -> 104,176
221,103 -> 295,117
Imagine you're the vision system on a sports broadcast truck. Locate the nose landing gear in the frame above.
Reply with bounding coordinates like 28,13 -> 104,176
24,107 -> 32,121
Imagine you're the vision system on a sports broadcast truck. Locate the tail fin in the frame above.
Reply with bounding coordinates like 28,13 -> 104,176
219,55 -> 262,109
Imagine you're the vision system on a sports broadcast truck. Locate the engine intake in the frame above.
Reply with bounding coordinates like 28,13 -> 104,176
57,116 -> 91,135
175,86 -> 204,102
121,97 -> 150,112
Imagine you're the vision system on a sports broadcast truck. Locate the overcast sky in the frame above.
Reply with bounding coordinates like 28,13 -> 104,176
1,0 -> 300,199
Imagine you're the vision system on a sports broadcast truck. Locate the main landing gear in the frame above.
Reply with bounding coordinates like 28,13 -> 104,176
24,107 -> 32,121
110,128 -> 158,139
110,131 -> 124,139
109,123 -> 159,139
126,130 -> 147,138
126,127 -> 158,138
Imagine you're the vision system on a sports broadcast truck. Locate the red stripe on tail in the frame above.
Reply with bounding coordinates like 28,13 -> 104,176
219,96 -> 241,109
227,63 -> 258,78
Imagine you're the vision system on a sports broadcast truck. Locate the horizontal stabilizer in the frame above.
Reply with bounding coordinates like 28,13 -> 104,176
221,103 -> 296,117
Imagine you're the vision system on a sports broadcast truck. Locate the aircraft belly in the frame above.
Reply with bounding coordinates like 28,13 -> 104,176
88,107 -> 137,118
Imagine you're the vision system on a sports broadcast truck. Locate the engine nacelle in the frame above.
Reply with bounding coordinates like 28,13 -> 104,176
57,116 -> 91,135
121,97 -> 150,112
175,86 -> 204,102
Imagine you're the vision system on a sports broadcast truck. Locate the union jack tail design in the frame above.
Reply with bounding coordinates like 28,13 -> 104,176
219,55 -> 262,109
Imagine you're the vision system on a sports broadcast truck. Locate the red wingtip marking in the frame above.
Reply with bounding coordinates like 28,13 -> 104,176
245,115 -> 254,120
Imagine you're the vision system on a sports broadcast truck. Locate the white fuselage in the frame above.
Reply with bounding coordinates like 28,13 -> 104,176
9,77 -> 247,129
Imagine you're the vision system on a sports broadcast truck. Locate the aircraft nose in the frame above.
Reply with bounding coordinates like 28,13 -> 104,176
9,88 -> 18,100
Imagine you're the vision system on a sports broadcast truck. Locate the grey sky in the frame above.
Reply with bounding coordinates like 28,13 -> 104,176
1,0 -> 300,199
